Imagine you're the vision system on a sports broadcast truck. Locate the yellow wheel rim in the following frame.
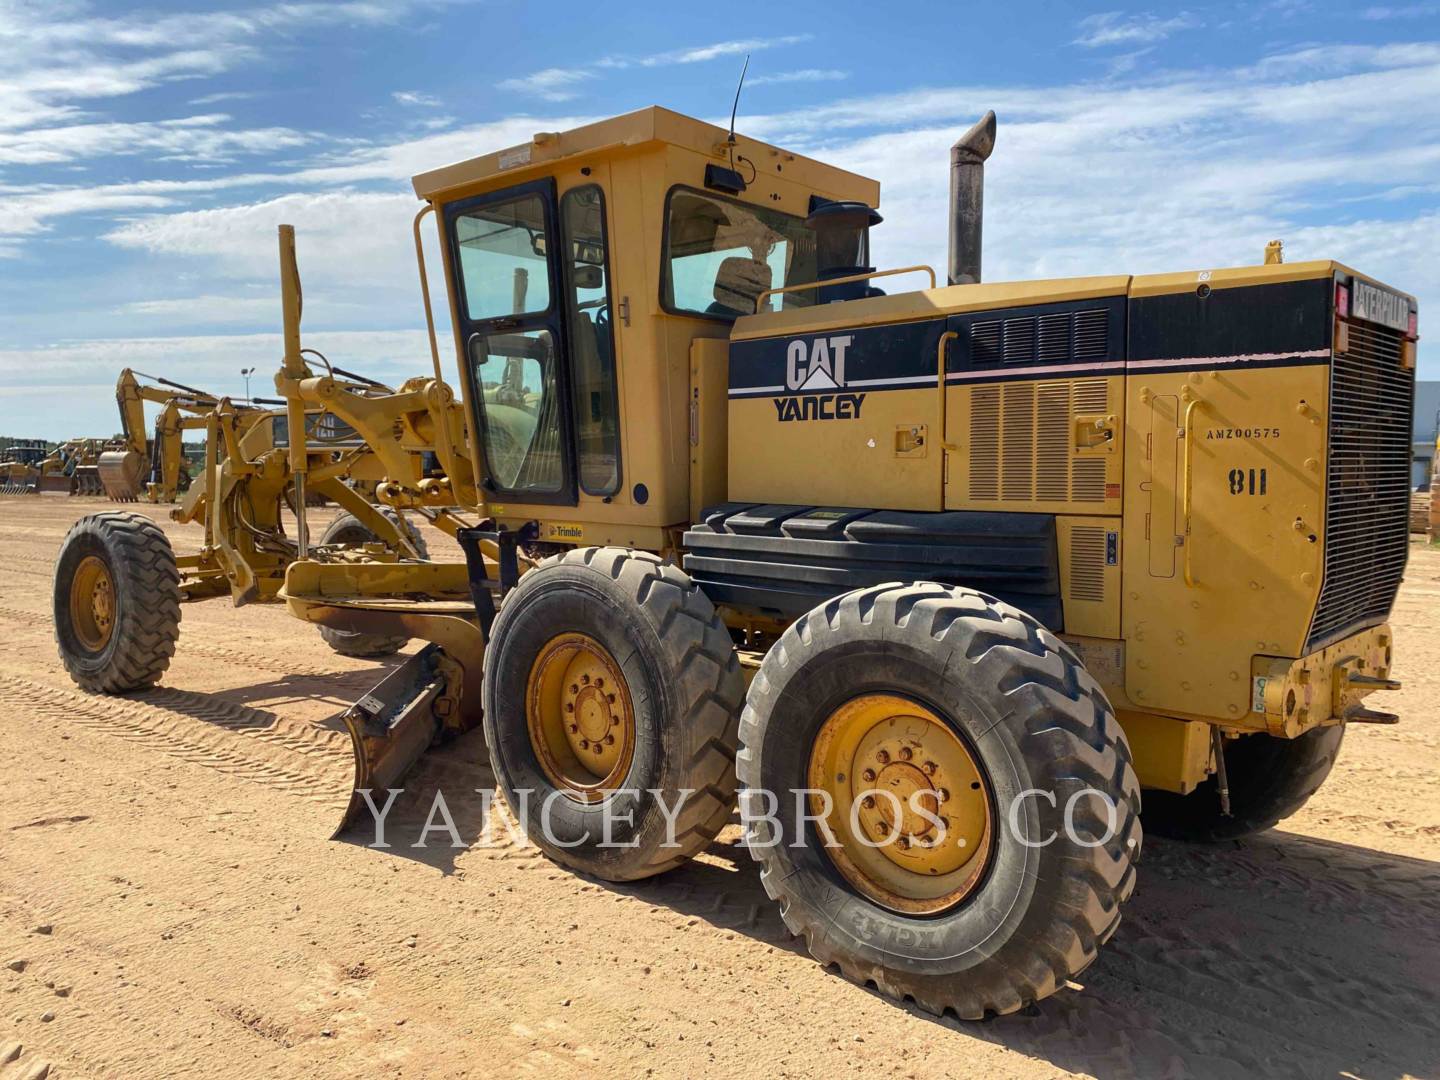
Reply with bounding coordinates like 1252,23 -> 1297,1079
808,694 -> 992,915
526,632 -> 635,802
69,554 -> 116,653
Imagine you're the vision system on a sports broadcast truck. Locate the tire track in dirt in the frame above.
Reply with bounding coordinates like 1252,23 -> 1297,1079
177,640 -> 367,681
0,603 -> 375,687
1142,835 -> 1440,934
0,676 -> 346,810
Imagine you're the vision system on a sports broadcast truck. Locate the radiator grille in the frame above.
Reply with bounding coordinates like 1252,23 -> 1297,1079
1306,321 -> 1414,651
968,379 -> 1110,504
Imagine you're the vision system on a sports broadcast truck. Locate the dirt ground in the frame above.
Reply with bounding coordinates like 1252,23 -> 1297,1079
0,497 -> 1437,1080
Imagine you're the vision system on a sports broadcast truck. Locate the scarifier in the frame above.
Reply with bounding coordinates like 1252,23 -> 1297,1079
52,106 -> 1416,1017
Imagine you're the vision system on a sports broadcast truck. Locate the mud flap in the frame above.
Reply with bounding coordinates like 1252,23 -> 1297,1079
334,643 -> 448,839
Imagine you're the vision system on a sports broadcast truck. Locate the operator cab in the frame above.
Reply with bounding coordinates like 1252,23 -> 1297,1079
411,106 -> 880,548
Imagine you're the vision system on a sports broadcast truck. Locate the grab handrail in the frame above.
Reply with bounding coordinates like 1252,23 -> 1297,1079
755,264 -> 938,311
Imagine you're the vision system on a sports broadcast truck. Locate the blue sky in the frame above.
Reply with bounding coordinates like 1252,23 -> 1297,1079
1,0 -> 1438,437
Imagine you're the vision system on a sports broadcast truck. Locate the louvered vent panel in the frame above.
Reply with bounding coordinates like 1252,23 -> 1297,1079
1073,459 -> 1107,502
971,321 -> 1002,366
965,378 -> 1113,504
1073,379 -> 1109,413
1037,314 -> 1071,363
1036,384 -> 1070,501
1001,384 -> 1035,500
1069,526 -> 1107,602
969,386 -> 1000,500
966,308 -> 1110,368
1003,318 -> 1037,364
1074,309 -> 1109,360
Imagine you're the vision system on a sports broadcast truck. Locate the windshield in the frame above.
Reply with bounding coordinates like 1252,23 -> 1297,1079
663,189 -> 816,319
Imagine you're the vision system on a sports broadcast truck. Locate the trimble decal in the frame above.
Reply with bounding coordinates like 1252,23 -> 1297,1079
774,334 -> 865,422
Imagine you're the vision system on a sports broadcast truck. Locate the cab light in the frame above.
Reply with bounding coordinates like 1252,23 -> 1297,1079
1335,282 -> 1350,319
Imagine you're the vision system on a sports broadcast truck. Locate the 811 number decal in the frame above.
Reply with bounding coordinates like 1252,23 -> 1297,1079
1228,467 -> 1267,496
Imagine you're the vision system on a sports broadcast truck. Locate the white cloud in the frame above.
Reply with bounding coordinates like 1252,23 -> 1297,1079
1362,2 -> 1440,16
599,34 -> 811,70
1073,11 -> 1199,48
0,2 -> 459,133
748,69 -> 849,86
111,294 -> 294,322
0,115 -> 309,166
496,69 -> 593,102
189,90 -> 259,106
105,191 -> 422,288
393,90 -> 442,107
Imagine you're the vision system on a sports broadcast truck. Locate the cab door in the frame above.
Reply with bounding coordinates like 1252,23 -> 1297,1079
444,178 -> 578,505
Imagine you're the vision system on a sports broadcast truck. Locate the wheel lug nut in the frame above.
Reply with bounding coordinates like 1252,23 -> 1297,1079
568,723 -> 578,733
592,743 -> 603,755
607,694 -> 617,705
897,836 -> 911,850
861,768 -> 876,783
610,716 -> 620,727
899,747 -> 913,761
581,673 -> 591,684
565,703 -> 574,713
595,677 -> 604,688
570,683 -> 579,694
936,788 -> 950,803
876,750 -> 890,764
605,734 -> 615,745
861,795 -> 876,810
580,738 -> 590,750
923,761 -> 937,775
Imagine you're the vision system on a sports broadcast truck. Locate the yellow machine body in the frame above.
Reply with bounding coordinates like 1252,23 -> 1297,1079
409,108 -> 1416,796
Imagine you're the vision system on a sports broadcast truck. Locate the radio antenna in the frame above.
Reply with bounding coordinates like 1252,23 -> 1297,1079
727,53 -> 750,166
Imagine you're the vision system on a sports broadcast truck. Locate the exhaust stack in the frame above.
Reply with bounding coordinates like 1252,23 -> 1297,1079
948,110 -> 997,286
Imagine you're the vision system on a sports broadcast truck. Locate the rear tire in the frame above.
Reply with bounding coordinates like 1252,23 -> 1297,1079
739,583 -> 1141,1019
53,512 -> 181,692
1142,725 -> 1344,842
316,509 -> 428,658
482,548 -> 744,881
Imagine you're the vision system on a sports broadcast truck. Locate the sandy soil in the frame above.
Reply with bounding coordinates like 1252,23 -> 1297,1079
1,496 -> 1437,1079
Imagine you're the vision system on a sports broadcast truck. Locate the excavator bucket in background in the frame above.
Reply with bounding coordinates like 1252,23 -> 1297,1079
99,449 -> 146,501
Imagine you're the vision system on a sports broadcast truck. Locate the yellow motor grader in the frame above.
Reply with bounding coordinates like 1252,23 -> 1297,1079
53,106 -> 1415,1018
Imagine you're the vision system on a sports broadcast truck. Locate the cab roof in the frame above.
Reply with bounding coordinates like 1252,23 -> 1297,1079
410,105 -> 880,207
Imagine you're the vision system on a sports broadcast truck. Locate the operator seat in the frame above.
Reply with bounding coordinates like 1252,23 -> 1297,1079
707,256 -> 772,318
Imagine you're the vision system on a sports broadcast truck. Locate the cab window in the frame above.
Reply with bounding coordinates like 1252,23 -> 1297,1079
561,185 -> 621,495
662,188 -> 816,319
454,194 -> 551,321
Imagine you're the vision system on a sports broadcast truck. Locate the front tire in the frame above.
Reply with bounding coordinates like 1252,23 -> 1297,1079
739,583 -> 1141,1019
482,548 -> 744,881
53,512 -> 181,692
1142,725 -> 1344,842
316,509 -> 428,658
